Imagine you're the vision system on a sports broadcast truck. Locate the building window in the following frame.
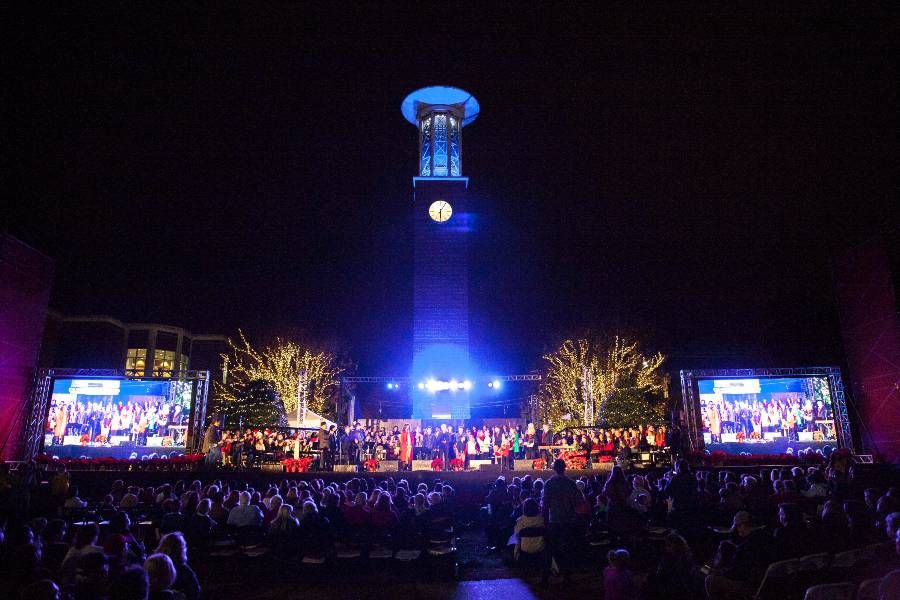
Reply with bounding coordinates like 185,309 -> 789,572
125,348 -> 147,375
153,350 -> 176,377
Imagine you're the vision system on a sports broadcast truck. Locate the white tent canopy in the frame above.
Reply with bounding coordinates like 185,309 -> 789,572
287,408 -> 335,430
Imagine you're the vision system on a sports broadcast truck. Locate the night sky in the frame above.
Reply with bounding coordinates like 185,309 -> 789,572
4,5 -> 898,376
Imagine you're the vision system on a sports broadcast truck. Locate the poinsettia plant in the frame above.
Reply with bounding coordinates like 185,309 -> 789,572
431,457 -> 444,471
282,457 -> 314,473
364,458 -> 379,472
449,458 -> 465,472
532,457 -> 547,470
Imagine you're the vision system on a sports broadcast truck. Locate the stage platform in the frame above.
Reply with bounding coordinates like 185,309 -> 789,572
62,464 -> 615,498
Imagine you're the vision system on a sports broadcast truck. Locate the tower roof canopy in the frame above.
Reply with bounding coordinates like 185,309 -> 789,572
401,86 -> 480,127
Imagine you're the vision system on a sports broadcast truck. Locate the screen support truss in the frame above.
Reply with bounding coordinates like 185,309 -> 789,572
23,368 -> 210,460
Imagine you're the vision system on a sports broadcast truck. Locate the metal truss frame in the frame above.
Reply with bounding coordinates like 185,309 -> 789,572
23,368 -> 210,459
679,367 -> 853,453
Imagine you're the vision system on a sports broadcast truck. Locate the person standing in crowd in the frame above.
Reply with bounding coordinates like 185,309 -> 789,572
317,421 -> 331,471
541,458 -> 579,585
201,419 -> 220,467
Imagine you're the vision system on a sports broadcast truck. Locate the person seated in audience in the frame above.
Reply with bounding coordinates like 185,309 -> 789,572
39,519 -> 69,571
708,540 -> 737,577
371,494 -> 399,535
61,524 -> 103,585
642,533 -> 699,600
269,504 -> 299,539
885,511 -> 900,542
159,499 -> 186,535
344,491 -> 371,531
802,468 -> 829,498
705,511 -> 770,600
773,502 -> 807,560
321,492 -> 346,537
815,500 -> 850,554
108,564 -> 149,600
512,498 -> 545,560
184,498 -> 215,549
108,512 -> 146,564
119,489 -> 140,509
155,532 -> 200,600
18,579 -> 60,600
73,551 -> 110,600
296,501 -> 333,557
63,485 -> 87,509
263,494 -> 282,528
845,499 -> 879,545
603,548 -> 636,600
144,553 -> 183,600
227,491 -> 263,529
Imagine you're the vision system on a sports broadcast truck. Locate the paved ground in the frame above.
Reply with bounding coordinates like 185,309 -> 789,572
195,526 -> 610,599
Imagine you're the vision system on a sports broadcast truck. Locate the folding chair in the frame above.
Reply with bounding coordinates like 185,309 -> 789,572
796,553 -> 831,593
755,558 -> 800,600
802,582 -> 855,600
855,577 -> 882,600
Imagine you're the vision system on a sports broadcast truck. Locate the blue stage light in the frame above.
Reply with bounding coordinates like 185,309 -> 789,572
493,380 -> 501,389
417,382 -> 425,390
462,380 -> 472,391
386,383 -> 393,390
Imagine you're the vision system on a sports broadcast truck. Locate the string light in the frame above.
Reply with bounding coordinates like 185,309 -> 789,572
214,330 -> 344,417
539,335 -> 668,429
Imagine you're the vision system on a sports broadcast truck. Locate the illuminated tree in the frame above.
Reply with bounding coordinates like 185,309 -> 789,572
229,379 -> 288,428
213,330 -> 344,421
539,335 -> 668,429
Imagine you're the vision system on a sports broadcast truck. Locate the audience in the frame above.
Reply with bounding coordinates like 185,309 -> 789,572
1,447 -> 899,600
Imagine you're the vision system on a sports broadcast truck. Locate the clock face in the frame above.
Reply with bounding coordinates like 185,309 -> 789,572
428,200 -> 452,223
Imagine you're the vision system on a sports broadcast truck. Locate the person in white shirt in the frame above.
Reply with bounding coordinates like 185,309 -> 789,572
513,498 -> 546,560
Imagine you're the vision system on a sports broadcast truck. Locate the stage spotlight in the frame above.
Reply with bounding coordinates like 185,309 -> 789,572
417,382 -> 425,390
462,380 -> 472,391
492,380 -> 501,389
449,379 -> 459,391
386,383 -> 393,390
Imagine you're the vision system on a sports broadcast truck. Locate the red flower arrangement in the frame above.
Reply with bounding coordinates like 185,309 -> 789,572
532,457 -> 547,470
686,450 -> 826,467
79,434 -> 90,446
431,457 -> 444,471
559,450 -> 587,470
364,458 -> 379,472
449,458 -> 465,472
735,432 -> 746,442
94,434 -> 108,444
282,457 -> 314,473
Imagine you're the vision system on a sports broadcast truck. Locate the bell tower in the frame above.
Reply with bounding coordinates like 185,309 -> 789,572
401,86 -> 480,419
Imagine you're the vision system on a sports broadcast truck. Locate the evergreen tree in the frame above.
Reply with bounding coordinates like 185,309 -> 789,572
228,379 -> 288,428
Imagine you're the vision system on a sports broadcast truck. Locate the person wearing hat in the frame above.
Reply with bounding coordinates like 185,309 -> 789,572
705,510 -> 772,599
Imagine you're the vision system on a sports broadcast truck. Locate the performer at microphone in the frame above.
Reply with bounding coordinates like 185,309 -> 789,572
399,423 -> 414,470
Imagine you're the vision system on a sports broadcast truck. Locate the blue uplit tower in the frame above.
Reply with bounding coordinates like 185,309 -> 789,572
401,86 -> 480,419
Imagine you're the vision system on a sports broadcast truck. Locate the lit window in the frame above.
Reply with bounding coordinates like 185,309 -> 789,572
125,348 -> 147,375
153,350 -> 176,377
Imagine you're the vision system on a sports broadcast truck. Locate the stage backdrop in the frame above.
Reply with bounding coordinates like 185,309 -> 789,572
0,235 -> 54,460
834,235 -> 900,461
